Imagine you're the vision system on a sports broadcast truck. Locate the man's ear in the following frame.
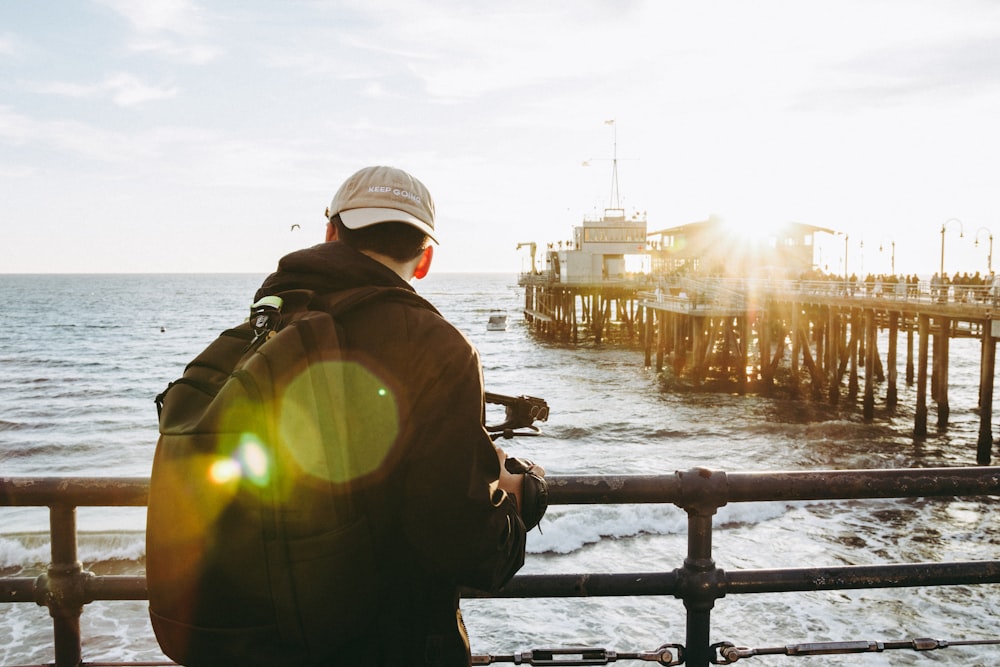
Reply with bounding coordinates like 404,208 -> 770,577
325,221 -> 337,243
413,245 -> 434,280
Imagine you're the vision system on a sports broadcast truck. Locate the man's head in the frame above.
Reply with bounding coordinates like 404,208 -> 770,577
325,165 -> 436,277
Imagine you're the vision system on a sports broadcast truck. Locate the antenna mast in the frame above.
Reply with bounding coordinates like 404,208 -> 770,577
607,119 -> 620,210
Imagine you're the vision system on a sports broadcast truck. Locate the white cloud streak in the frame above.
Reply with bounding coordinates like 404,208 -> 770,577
96,0 -> 221,63
0,33 -> 18,56
22,74 -> 178,107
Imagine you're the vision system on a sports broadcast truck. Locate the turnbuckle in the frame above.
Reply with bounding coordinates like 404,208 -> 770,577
712,639 -> 892,662
711,642 -> 754,664
515,647 -> 612,665
710,636 -> 1000,662
473,644 -> 683,665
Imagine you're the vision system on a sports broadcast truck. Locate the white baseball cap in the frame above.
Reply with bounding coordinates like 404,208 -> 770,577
327,165 -> 437,243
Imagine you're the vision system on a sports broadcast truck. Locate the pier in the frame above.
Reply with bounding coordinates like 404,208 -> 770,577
519,274 -> 1000,464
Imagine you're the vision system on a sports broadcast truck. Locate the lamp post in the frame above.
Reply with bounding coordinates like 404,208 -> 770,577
975,226 -> 993,274
841,232 -> 849,281
940,218 -> 964,277
879,236 -> 896,276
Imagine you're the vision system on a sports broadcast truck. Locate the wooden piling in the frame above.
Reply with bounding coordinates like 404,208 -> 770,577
887,312 -> 898,409
863,308 -> 876,420
937,317 -> 950,428
906,318 -> 915,385
915,314 -> 929,438
978,324 -> 995,464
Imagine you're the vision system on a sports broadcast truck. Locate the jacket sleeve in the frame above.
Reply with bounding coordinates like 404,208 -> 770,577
399,336 -> 527,592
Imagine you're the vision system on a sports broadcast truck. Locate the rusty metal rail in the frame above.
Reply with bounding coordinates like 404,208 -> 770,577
2,467 -> 1000,666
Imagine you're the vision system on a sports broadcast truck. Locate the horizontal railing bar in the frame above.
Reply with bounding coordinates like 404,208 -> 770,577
464,561 -> 1000,598
87,575 -> 148,600
0,578 -> 34,602
549,467 -> 1000,505
7,563 -> 1000,605
1,575 -> 149,604
5,664 -> 177,667
5,468 -> 997,508
469,572 -> 680,598
725,468 -> 1000,502
725,560 -> 1000,594
0,477 -> 149,506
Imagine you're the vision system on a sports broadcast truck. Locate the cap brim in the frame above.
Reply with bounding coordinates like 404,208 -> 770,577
339,207 -> 438,243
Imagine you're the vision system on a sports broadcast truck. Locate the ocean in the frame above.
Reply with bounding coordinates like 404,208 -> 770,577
1,272 -> 998,666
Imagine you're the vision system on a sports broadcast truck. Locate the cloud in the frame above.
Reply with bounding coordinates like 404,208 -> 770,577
254,1 -> 643,104
22,74 -> 178,107
0,106 -> 145,161
97,0 -> 206,34
96,0 -> 221,63
22,80 -> 98,98
0,105 -> 180,162
788,6 -> 1000,112
105,73 -> 179,106
0,33 -> 18,56
360,4 -> 639,102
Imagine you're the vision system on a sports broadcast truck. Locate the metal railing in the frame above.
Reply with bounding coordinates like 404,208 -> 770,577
2,468 -> 1000,666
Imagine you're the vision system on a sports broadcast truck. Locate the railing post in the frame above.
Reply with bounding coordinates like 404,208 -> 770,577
675,468 -> 728,667
38,504 -> 87,667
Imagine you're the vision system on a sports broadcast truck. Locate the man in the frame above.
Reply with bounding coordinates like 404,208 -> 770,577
252,165 -> 540,665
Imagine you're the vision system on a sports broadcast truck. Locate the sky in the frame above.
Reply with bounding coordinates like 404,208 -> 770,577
2,0 -> 1000,276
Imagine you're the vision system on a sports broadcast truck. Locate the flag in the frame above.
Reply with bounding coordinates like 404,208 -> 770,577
604,119 -> 615,125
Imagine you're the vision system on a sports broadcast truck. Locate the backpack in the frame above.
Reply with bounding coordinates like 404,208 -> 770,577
146,286 -> 392,667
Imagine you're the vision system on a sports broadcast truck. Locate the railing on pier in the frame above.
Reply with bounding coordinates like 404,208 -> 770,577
639,277 -> 1000,312
4,470 -> 1000,666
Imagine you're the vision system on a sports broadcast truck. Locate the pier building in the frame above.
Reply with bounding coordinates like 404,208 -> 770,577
646,215 -> 834,278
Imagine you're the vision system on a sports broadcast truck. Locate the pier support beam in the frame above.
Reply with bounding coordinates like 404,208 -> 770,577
915,314 -> 929,438
906,317 -> 915,386
978,323 -> 996,465
827,309 -> 840,405
848,310 -> 860,401
642,313 -> 660,371
790,306 -> 801,398
887,312 -> 898,409
937,317 -> 950,428
863,308 -> 876,420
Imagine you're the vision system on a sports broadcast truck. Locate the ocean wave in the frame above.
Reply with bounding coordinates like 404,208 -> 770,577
0,531 -> 147,570
527,501 -> 792,555
0,443 -> 70,460
0,535 -> 52,570
0,420 -> 30,432
78,531 -> 147,566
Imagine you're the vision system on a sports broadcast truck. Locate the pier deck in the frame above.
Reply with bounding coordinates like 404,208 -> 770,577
519,275 -> 1000,464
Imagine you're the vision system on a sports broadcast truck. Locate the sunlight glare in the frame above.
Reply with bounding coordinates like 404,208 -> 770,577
209,458 -> 241,485
238,438 -> 271,485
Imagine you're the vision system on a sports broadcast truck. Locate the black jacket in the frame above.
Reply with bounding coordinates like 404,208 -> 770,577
255,241 -> 526,666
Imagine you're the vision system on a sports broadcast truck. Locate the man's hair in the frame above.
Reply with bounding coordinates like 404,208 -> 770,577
331,214 -> 429,263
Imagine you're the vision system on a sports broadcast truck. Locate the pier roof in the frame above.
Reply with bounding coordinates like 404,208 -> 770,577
647,218 -> 836,238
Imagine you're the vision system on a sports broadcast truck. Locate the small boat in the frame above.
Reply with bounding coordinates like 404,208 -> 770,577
487,309 -> 508,331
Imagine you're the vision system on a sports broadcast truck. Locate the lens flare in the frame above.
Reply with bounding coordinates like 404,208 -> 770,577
278,360 -> 399,484
238,438 -> 271,485
209,458 -> 241,484
206,437 -> 271,487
